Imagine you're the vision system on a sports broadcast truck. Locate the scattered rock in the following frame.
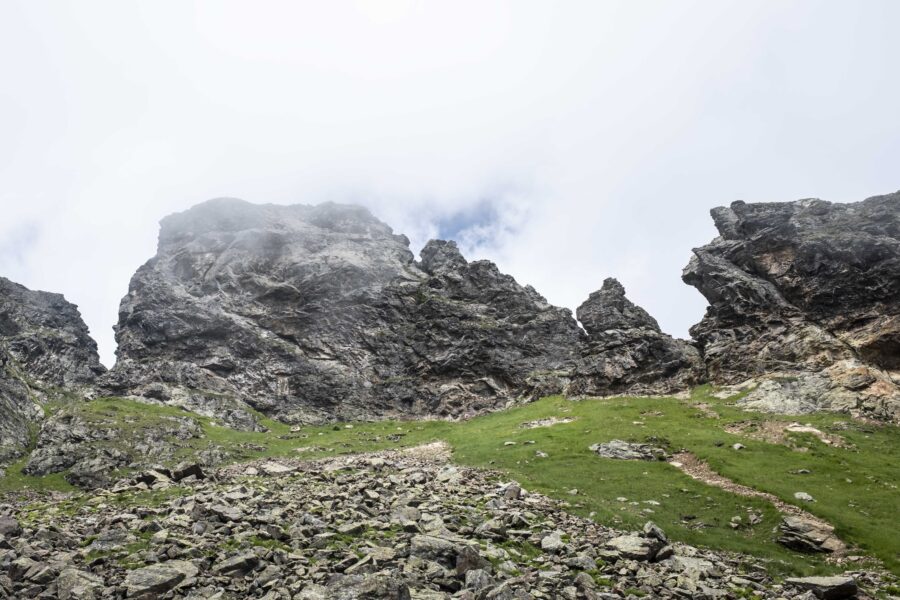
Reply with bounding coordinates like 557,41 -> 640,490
1,446 -> 839,599
520,417 -> 575,429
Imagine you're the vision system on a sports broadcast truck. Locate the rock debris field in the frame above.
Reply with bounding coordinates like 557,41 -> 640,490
1,443 -> 880,600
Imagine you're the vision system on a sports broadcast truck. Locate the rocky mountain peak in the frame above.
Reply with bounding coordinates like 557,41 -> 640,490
576,277 -> 661,335
103,199 -> 594,427
418,239 -> 467,274
98,198 -> 709,428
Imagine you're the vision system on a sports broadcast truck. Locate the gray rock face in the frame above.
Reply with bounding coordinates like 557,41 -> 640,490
102,199 -> 592,424
570,278 -> 704,396
0,277 -> 105,461
683,193 -> 900,420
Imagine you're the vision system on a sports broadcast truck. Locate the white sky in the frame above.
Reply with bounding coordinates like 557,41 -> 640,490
1,1 -> 899,367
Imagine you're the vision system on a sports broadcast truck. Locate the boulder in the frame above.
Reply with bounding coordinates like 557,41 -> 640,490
409,534 -> 460,567
600,534 -> 663,562
325,572 -> 411,599
589,440 -> 668,461
0,517 -> 21,537
124,560 -> 197,598
212,552 -> 259,575
785,576 -> 858,599
777,516 -> 843,553
56,568 -> 104,600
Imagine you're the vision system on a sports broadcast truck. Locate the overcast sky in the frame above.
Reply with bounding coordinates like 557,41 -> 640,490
2,1 -> 899,367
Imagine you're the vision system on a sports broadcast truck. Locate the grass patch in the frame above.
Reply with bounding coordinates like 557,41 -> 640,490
4,386 -> 898,577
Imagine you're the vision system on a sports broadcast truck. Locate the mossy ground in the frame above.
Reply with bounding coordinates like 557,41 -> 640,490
2,386 -> 898,577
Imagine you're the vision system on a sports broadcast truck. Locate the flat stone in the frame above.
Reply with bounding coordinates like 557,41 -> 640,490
785,576 -> 858,599
778,516 -> 843,553
209,504 -> 243,521
124,560 -> 198,598
213,552 -> 259,575
260,461 -> 296,476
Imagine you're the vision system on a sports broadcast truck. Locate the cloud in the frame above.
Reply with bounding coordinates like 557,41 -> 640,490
1,0 -> 899,367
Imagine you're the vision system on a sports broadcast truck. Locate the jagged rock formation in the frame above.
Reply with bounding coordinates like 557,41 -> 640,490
0,348 -> 36,464
102,199 -> 587,426
684,192 -> 900,420
0,277 -> 105,462
102,200 -> 703,427
569,278 -> 704,396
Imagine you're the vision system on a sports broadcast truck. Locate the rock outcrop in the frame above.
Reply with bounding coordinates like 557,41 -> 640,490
570,278 -> 704,396
102,199 -> 587,426
0,277 -> 104,462
684,192 -> 900,420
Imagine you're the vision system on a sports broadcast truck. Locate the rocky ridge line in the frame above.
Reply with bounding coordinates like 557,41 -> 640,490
98,199 -> 700,429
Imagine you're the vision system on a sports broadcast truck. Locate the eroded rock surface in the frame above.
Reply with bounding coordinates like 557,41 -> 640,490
570,278 -> 704,396
0,277 -> 105,462
684,193 -> 900,420
103,199 -> 700,426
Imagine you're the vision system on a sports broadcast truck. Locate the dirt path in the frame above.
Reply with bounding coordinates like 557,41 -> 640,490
669,451 -> 846,555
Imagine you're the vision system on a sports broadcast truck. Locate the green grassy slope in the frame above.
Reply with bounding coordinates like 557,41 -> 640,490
2,387 -> 897,576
